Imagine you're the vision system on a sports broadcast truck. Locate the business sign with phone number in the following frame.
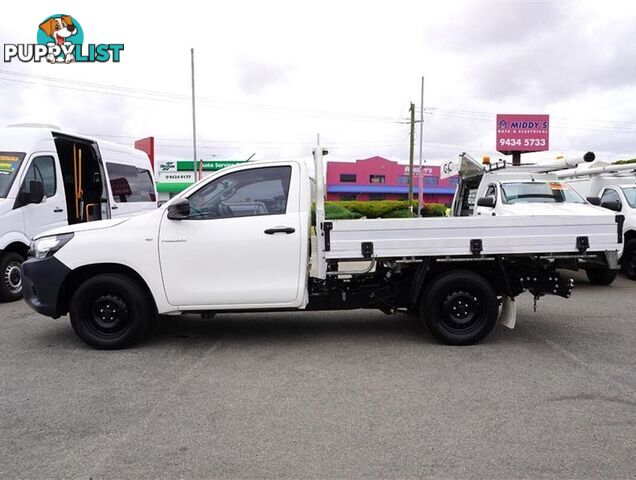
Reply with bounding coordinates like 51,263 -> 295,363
496,114 -> 549,154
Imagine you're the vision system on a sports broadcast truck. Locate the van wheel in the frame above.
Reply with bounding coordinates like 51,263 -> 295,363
621,240 -> 636,280
585,268 -> 617,285
420,271 -> 498,345
0,252 -> 24,302
70,274 -> 152,349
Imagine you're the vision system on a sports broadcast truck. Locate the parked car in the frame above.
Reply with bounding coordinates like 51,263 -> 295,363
0,125 -> 157,301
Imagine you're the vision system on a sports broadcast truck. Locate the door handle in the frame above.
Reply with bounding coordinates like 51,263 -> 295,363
53,207 -> 64,213
264,227 -> 295,235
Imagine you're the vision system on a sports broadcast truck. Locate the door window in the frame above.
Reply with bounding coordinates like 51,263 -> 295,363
484,184 -> 497,199
600,188 -> 620,204
21,156 -> 56,197
187,166 -> 291,220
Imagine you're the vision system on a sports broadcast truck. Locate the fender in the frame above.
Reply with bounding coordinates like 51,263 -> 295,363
0,231 -> 30,251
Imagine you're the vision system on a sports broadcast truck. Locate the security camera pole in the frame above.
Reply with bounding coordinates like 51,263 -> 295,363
191,48 -> 198,179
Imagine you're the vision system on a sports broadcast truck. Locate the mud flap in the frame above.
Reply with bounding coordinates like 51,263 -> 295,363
499,296 -> 516,329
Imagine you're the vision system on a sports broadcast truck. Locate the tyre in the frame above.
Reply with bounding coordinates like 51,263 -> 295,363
585,268 -> 617,286
70,273 -> 152,349
0,252 -> 25,302
420,270 -> 498,345
621,239 -> 636,280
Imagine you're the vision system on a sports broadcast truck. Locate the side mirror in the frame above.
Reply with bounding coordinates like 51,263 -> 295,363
167,198 -> 190,220
587,196 -> 601,206
476,196 -> 496,208
28,180 -> 45,204
600,199 -> 622,212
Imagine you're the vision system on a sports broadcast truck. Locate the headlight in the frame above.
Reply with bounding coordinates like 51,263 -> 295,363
30,233 -> 74,259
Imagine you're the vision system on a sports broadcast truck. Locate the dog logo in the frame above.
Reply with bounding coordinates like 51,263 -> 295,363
38,15 -> 83,63
3,14 -> 123,63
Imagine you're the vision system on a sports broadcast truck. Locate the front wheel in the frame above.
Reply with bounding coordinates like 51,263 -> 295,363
420,270 -> 498,345
70,274 -> 153,349
621,240 -> 636,280
585,268 -> 617,286
0,252 -> 25,302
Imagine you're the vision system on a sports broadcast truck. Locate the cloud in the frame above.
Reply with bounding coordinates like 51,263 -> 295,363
235,58 -> 293,95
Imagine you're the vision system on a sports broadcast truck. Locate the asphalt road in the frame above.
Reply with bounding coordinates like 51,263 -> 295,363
1,272 -> 635,479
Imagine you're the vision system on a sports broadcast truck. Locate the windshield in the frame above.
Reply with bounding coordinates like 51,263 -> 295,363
622,187 -> 636,208
501,182 -> 586,204
0,152 -> 26,198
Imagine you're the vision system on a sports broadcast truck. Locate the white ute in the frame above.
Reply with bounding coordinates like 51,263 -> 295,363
0,125 -> 157,302
21,142 -> 622,349
555,160 -> 636,280
450,153 -> 620,285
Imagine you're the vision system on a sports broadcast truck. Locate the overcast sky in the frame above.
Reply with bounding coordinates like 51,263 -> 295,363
1,0 -> 636,167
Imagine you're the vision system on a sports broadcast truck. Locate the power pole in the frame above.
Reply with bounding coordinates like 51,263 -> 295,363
190,48 -> 198,179
408,102 -> 415,210
417,76 -> 424,217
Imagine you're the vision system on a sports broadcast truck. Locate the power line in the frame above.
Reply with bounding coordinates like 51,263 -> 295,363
0,70 -> 406,124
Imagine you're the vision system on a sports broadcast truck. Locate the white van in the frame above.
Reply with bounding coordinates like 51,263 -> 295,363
0,125 -> 157,301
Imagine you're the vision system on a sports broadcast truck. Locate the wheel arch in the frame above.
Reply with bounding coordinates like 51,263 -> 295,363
409,261 -> 502,307
58,263 -> 158,317
1,241 -> 29,258
623,229 -> 636,243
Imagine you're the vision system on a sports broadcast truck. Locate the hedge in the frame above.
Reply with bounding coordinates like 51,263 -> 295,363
312,200 -> 447,224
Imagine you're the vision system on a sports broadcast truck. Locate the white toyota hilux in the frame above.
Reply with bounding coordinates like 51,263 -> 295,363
21,145 -> 622,349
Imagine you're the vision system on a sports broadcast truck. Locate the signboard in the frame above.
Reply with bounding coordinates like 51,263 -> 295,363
496,114 -> 549,154
403,165 -> 434,176
177,160 -> 246,171
157,171 -> 195,183
439,158 -> 459,180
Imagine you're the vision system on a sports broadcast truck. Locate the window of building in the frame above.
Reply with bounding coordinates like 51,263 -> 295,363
397,175 -> 410,184
423,176 -> 439,185
340,173 -> 356,183
369,193 -> 385,201
447,177 -> 459,186
370,175 -> 385,184
106,163 -> 156,203
340,194 -> 357,201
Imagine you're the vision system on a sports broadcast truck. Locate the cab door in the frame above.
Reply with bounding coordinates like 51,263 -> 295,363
158,164 -> 303,308
16,153 -> 67,239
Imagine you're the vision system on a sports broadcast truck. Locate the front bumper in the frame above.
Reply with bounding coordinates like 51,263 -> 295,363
21,256 -> 71,318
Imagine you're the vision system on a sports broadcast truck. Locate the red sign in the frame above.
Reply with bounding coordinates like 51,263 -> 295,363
496,114 -> 549,154
134,137 -> 155,170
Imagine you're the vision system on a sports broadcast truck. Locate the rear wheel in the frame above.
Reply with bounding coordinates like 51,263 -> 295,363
585,268 -> 617,285
621,239 -> 636,280
0,252 -> 25,302
70,274 -> 152,349
420,270 -> 498,345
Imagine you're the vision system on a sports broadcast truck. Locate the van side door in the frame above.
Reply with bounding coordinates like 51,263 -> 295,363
16,153 -> 67,239
158,163 -> 304,308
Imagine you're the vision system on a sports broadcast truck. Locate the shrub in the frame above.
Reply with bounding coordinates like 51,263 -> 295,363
311,201 -> 448,223
421,203 -> 447,217
337,200 -> 417,218
384,209 -> 416,218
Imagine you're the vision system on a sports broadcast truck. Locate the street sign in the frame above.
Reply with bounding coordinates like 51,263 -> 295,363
496,114 -> 549,154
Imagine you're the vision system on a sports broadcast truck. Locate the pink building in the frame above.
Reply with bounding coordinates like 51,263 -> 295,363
326,156 -> 458,204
